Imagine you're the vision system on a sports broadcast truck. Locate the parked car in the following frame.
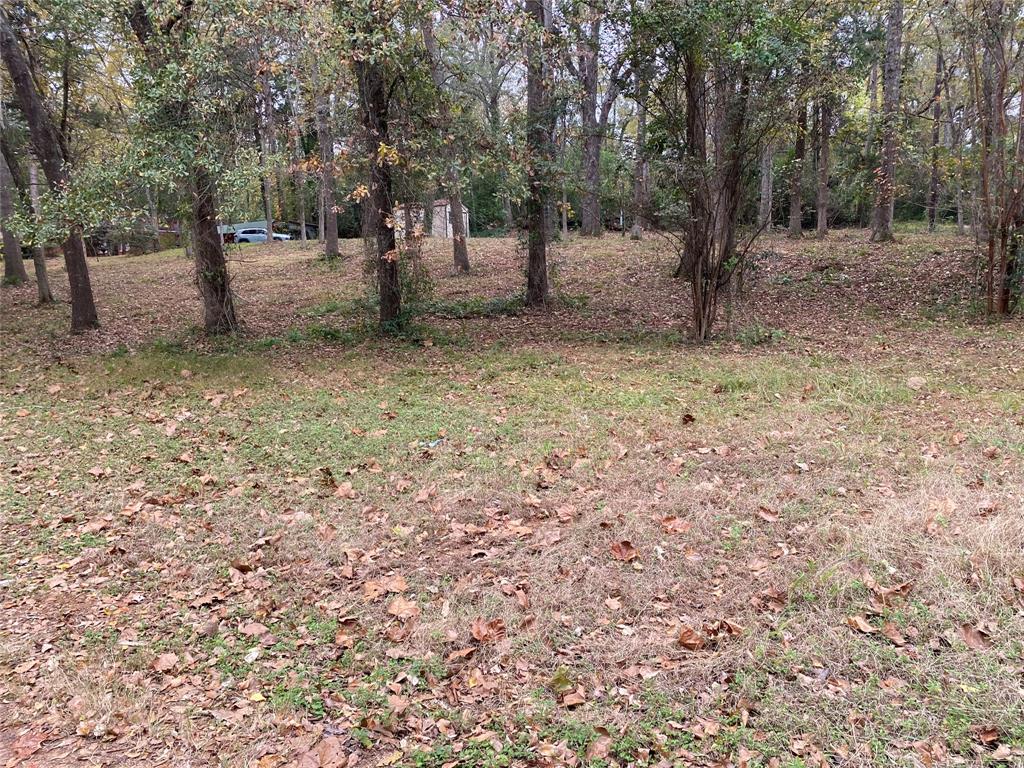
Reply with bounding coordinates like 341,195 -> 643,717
235,228 -> 291,243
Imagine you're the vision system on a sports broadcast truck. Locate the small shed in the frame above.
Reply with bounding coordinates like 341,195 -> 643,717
431,199 -> 469,239
393,203 -> 426,240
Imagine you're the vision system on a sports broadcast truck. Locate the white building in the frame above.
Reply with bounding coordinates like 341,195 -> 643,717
431,199 -> 469,239
393,204 -> 425,240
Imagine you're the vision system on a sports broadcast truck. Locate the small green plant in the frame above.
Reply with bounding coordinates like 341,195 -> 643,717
735,324 -> 784,346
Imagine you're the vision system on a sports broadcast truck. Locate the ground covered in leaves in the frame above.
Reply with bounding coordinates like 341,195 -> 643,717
2,228 -> 1023,767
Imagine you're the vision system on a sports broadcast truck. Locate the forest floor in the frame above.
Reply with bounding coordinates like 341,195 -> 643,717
1,227 -> 1023,768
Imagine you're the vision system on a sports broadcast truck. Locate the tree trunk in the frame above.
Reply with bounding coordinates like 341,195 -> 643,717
421,15 -> 470,272
1,153 -> 27,284
787,102 -> 806,239
870,0 -> 903,243
27,160 -> 53,303
288,98 -> 307,243
255,103 -> 275,245
816,99 -> 831,238
580,127 -> 602,236
403,202 -> 414,236
524,0 -> 550,305
294,165 -> 307,242
318,185 -> 325,242
927,50 -> 943,231
561,183 -> 569,239
1,9 -> 98,330
315,92 -> 339,258
447,183 -> 470,270
578,37 -> 601,238
865,61 -> 878,157
145,185 -> 161,251
190,166 -> 238,333
630,69 -> 649,240
354,59 -> 401,328
758,142 -> 774,229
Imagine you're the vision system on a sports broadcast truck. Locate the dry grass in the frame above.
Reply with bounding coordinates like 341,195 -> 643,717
1,228 -> 1022,768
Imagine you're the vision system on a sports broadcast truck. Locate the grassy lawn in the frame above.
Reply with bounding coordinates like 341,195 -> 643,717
1,229 -> 1022,767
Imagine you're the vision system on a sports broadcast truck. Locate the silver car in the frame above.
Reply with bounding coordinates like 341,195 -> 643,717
235,228 -> 291,243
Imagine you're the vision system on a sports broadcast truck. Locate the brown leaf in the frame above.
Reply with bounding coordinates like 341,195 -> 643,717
333,481 -> 356,499
386,596 -> 420,620
151,652 -> 179,672
10,731 -> 45,760
660,516 -> 692,534
721,618 -> 745,636
363,581 -> 387,600
586,732 -> 612,760
240,622 -> 270,637
561,688 -> 586,707
756,505 -> 779,523
845,615 -> 877,634
974,725 -> 999,745
678,623 -> 706,650
959,623 -> 991,650
610,540 -> 638,561
295,736 -> 348,768
470,617 -> 506,643
383,574 -> 408,593
882,621 -> 906,646
446,646 -> 476,662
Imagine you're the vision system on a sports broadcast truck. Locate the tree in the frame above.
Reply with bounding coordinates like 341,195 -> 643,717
643,0 -> 816,340
927,45 -> 944,232
630,65 -> 650,239
0,7 -> 98,330
315,88 -> 340,259
421,11 -> 471,272
869,0 -> 903,243
757,143 -> 774,229
967,0 -> 1023,314
355,57 -> 401,327
816,98 -> 831,237
1,153 -> 28,285
787,102 -> 807,238
257,63 -> 277,246
26,160 -> 53,303
127,0 -> 238,334
525,0 -> 551,305
567,1 -> 630,237
342,0 -> 403,327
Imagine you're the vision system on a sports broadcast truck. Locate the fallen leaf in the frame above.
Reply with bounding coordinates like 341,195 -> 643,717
882,622 -> 906,646
678,624 -> 706,650
975,725 -> 999,745
240,622 -> 270,637
470,617 -> 506,643
610,540 -> 638,562
562,688 -> 586,707
845,615 -> 876,634
586,732 -> 612,760
959,623 -> 991,650
660,516 -> 692,534
387,596 -> 420,620
446,646 -> 476,662
151,652 -> 178,672
10,730 -> 45,760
